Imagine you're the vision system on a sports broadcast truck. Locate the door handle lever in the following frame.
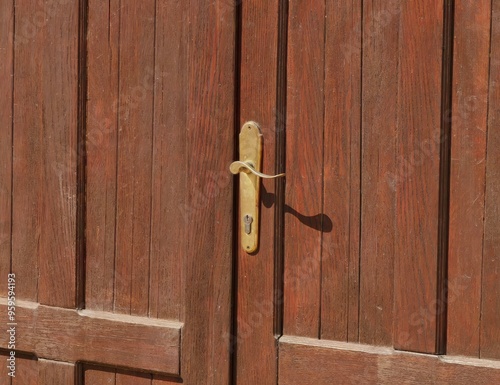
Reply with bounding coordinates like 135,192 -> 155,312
229,161 -> 285,179
229,121 -> 285,253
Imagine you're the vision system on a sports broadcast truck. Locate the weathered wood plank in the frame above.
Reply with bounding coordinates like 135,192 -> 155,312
447,0 -> 491,357
279,336 -> 500,385
393,0 -> 444,353
116,372 -> 151,385
148,0 -> 187,321
358,0 -> 401,347
39,360 -> 74,385
12,356 -> 38,385
320,0 -> 362,343
12,0 -> 78,307
0,0 -> 14,298
113,0 -> 156,316
181,1 -> 235,384
284,0 -> 325,338
84,368 -> 115,385
235,0 -> 280,383
481,0 -> 500,360
0,300 -> 182,375
0,352 -> 13,384
86,0 -> 120,312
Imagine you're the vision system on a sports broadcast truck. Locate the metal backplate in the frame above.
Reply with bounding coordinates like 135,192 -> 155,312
239,121 -> 262,253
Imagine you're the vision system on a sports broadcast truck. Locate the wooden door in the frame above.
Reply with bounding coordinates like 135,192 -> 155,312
0,1 -> 236,384
235,0 -> 500,384
2,1 -> 500,385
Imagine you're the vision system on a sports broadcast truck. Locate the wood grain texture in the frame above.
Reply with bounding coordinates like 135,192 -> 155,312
113,0 -> 155,316
116,372 -> 151,385
284,0 -> 325,338
279,336 -> 500,385
447,0 -> 491,357
481,0 -> 500,360
181,1 -> 235,384
320,0 -> 362,343
148,0 -> 187,321
393,0 -> 444,353
86,0 -> 186,321
84,367 -> 181,385
86,0 -> 234,382
0,300 -> 182,375
39,360 -> 75,385
358,0 -> 401,347
85,369 -> 115,385
12,356 -> 38,385
0,0 -> 13,298
86,0 -> 120,312
359,1 -> 401,346
0,352 -> 12,385
12,0 -> 78,307
235,0 -> 280,383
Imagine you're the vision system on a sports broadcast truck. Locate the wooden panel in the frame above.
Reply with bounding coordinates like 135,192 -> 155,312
393,0 -> 444,353
86,0 -> 235,382
113,0 -> 155,316
86,0 -> 120,312
320,0 -> 362,342
39,360 -> 74,385
236,0 -> 280,383
149,0 -> 187,321
447,0 -> 491,357
358,0 -> 401,347
12,0 -> 78,307
284,0 -> 325,338
481,0 -> 500,360
279,336 -> 500,385
181,1 -> 235,384
86,0 -> 185,321
0,300 -> 182,375
0,0 -> 13,298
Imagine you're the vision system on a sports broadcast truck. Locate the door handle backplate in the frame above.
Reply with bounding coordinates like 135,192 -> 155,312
229,121 -> 285,253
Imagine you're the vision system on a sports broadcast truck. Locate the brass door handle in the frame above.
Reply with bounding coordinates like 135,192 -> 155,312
229,161 -> 285,179
229,121 -> 285,253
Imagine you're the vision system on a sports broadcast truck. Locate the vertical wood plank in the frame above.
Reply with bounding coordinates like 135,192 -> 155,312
393,0 -> 444,353
12,0 -> 40,303
481,0 -> 500,360
236,0 -> 280,383
38,360 -> 74,385
447,0 -> 491,357
284,0 -> 325,338
86,0 -> 120,312
84,369 -> 115,385
148,0 -> 187,321
320,0 -> 362,342
153,376 -> 182,385
113,0 -> 155,316
0,0 -> 14,298
0,352 -> 13,385
359,0 -> 401,347
116,372 -> 151,385
181,1 -> 235,384
12,357 -> 38,385
12,0 -> 78,307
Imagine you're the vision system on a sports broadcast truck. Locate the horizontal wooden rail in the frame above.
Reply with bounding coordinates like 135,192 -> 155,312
0,299 -> 182,375
279,336 -> 500,384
